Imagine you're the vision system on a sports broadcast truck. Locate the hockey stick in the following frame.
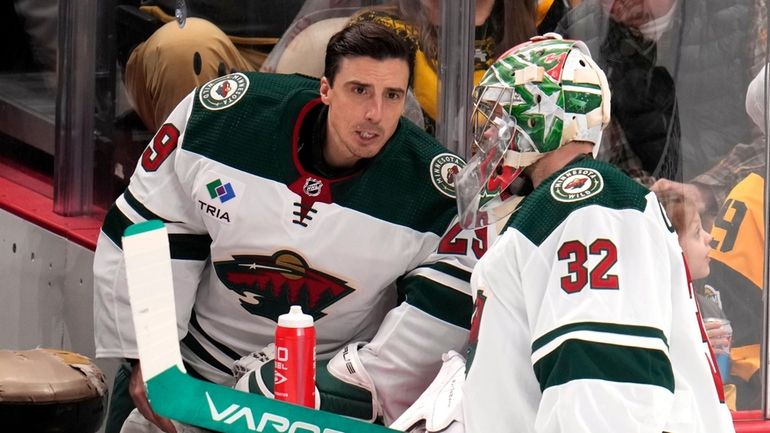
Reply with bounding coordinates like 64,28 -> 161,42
123,220 -> 400,433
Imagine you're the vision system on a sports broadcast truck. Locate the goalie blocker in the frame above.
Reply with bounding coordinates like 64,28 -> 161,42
234,341 -> 382,422
122,220 -> 399,433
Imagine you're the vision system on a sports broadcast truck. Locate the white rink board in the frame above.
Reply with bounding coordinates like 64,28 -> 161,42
0,207 -> 118,433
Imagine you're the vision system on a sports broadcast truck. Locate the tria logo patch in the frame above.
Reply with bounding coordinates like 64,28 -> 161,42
214,251 -> 355,322
199,73 -> 249,111
430,153 -> 466,198
199,175 -> 243,224
550,167 -> 603,202
207,179 -> 236,203
198,200 -> 231,223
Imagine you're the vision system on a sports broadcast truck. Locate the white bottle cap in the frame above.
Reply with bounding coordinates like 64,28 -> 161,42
278,305 -> 314,328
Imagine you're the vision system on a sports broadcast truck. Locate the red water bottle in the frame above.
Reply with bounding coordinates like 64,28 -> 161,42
274,305 -> 316,407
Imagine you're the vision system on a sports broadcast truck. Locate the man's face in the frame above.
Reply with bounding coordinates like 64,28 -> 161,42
320,56 -> 408,168
602,0 -> 676,28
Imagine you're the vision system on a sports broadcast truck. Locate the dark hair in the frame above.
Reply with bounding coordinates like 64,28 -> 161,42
657,193 -> 699,236
491,0 -> 537,57
324,21 -> 415,87
396,0 -> 536,69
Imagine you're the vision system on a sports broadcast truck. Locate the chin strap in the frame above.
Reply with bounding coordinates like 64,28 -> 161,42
502,149 -> 544,170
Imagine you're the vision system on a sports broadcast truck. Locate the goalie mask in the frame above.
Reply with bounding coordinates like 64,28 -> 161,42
456,33 -> 611,229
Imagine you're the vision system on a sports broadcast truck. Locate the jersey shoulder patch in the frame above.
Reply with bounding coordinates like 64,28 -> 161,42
508,159 -> 648,245
198,73 -> 250,111
550,167 -> 604,202
430,153 -> 466,198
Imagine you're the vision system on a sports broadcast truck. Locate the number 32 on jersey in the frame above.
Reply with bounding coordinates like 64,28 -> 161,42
557,238 -> 619,294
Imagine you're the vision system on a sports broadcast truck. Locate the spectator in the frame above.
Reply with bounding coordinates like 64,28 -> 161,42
657,194 -> 717,307
94,21 -> 477,433
652,65 -> 768,217
679,63 -> 769,411
537,0 -> 582,33
657,193 -> 738,410
556,0 -> 758,186
706,172 -> 764,410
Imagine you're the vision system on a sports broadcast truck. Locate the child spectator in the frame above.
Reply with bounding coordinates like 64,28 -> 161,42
659,193 -> 736,409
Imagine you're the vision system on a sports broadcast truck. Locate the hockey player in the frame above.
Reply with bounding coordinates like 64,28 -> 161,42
392,34 -> 734,433
93,21 -> 480,433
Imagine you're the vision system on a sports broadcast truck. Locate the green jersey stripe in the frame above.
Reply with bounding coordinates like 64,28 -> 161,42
533,339 -> 674,393
102,204 -> 135,248
124,189 -> 172,223
404,276 -> 473,329
181,333 -> 232,375
103,189 -> 174,248
169,233 -> 212,261
189,311 -> 242,360
532,321 -> 668,353
102,205 -> 210,260
416,261 -> 472,282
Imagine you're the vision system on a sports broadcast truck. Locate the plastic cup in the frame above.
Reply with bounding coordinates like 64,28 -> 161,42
703,317 -> 732,383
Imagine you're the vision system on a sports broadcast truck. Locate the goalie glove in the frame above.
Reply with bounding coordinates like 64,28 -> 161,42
233,344 -> 321,408
389,351 -> 466,433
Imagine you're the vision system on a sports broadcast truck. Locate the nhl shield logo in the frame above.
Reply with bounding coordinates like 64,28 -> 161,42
199,73 -> 249,111
430,153 -> 465,198
303,177 -> 323,197
550,167 -> 603,202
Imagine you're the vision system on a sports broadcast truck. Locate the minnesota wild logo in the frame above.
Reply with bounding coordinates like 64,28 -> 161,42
199,73 -> 249,111
430,153 -> 465,198
550,167 -> 603,202
214,251 -> 354,321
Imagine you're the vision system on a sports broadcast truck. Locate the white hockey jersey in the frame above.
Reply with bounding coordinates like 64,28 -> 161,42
93,72 -> 485,422
463,159 -> 734,432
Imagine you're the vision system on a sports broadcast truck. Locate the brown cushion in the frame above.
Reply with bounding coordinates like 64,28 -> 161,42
0,349 -> 107,433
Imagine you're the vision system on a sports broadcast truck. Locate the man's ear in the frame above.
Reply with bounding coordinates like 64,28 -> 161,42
319,77 -> 331,104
